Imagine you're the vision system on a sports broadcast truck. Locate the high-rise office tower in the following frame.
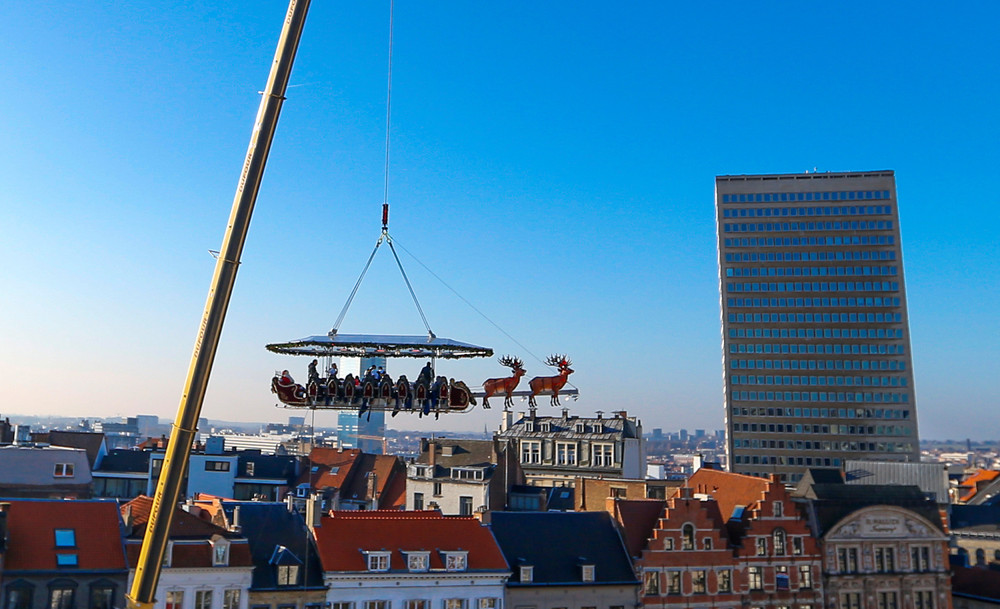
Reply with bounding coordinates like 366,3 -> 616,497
716,171 -> 918,482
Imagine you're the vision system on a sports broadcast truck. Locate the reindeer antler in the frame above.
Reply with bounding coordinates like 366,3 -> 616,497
545,354 -> 570,367
498,355 -> 524,369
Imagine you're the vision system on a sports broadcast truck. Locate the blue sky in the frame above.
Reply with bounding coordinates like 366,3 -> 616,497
1,2 -> 997,439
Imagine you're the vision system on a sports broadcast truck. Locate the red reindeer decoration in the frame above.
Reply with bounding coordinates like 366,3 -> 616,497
528,355 -> 574,407
482,355 -> 526,409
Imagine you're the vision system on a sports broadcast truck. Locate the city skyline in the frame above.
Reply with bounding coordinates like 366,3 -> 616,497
1,3 -> 998,438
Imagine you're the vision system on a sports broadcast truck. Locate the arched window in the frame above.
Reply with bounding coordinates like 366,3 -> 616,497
976,549 -> 986,566
773,529 -> 787,556
682,524 -> 695,550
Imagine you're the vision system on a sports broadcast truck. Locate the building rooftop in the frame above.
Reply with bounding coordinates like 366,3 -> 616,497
489,511 -> 636,586
1,499 -> 127,572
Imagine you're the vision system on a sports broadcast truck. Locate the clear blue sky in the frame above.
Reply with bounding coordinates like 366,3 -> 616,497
1,2 -> 997,439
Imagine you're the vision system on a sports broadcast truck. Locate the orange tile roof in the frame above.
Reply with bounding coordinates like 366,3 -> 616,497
960,470 -> 1000,502
688,468 -> 769,521
312,510 -> 508,572
2,499 -> 127,571
297,447 -> 363,491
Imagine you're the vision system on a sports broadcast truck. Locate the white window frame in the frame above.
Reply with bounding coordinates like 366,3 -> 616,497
406,552 -> 430,572
211,538 -> 230,566
444,552 -> 468,572
556,442 -> 577,465
592,444 -> 613,467
520,565 -> 533,583
520,441 -> 541,464
581,564 -> 595,582
366,551 -> 391,572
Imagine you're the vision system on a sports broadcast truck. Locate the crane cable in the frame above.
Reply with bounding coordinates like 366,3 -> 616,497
330,0 -> 435,341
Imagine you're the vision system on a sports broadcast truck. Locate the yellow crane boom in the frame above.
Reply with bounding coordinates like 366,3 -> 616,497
126,2 -> 312,607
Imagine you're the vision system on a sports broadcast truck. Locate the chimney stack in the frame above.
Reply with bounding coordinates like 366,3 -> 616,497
428,441 -> 437,468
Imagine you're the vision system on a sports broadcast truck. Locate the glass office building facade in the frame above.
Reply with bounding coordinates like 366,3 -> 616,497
716,171 -> 918,482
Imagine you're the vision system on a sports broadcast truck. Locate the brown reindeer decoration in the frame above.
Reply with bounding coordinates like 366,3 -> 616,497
482,355 -> 526,410
528,355 -> 574,407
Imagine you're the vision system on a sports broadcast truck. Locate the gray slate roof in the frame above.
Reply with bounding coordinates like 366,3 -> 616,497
844,460 -> 949,503
489,511 -> 637,586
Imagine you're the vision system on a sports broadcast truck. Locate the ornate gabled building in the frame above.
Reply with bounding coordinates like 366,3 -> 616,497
633,469 -> 823,609
795,481 -> 951,609
496,409 -> 645,487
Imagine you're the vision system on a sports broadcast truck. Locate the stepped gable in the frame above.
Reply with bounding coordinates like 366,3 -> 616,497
688,468 -> 769,522
312,510 -> 507,572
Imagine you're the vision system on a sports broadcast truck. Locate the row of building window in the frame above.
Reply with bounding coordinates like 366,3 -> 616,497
731,375 -> 906,388
734,443 -> 915,464
165,590 -> 241,609
724,220 -> 894,234
519,441 -> 615,467
733,422 -> 911,440
722,190 -> 890,204
835,546 -> 934,574
643,568 -> 735,595
731,358 -> 906,372
731,390 -> 909,404
724,235 -> 895,248
722,204 -> 892,218
726,250 -> 897,263
731,406 -> 911,420
729,327 -> 904,339
5,582 -> 120,609
727,281 -> 900,294
729,312 -> 903,324
727,265 -> 898,279
331,600 -> 500,609
727,296 -> 902,308
365,551 -> 467,572
730,343 -> 905,355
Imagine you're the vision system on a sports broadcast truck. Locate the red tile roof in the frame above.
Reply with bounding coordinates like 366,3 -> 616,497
609,498 -> 667,558
121,496 -> 253,568
688,468 -> 770,521
2,499 -> 127,571
313,510 -> 508,572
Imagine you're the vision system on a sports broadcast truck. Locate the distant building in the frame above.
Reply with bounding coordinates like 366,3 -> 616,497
574,476 -> 681,510
292,447 -> 405,511
496,409 -> 645,487
406,438 -> 523,515
717,171 -> 919,481
0,445 -> 92,499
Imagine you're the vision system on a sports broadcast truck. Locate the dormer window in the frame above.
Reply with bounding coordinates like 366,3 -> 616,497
581,565 -> 595,582
575,423 -> 585,433
296,483 -> 310,498
366,552 -> 391,572
593,424 -> 603,434
211,537 -> 230,566
415,465 -> 428,477
539,422 -> 551,433
443,552 -> 467,571
277,565 -> 299,585
406,552 -> 429,572
525,421 -> 535,432
520,565 -> 533,583
246,462 -> 255,476
53,463 -> 75,478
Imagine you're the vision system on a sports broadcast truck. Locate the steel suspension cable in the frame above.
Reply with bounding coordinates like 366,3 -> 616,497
330,239 -> 382,335
387,237 -> 434,338
382,0 -> 394,208
390,237 -> 577,389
